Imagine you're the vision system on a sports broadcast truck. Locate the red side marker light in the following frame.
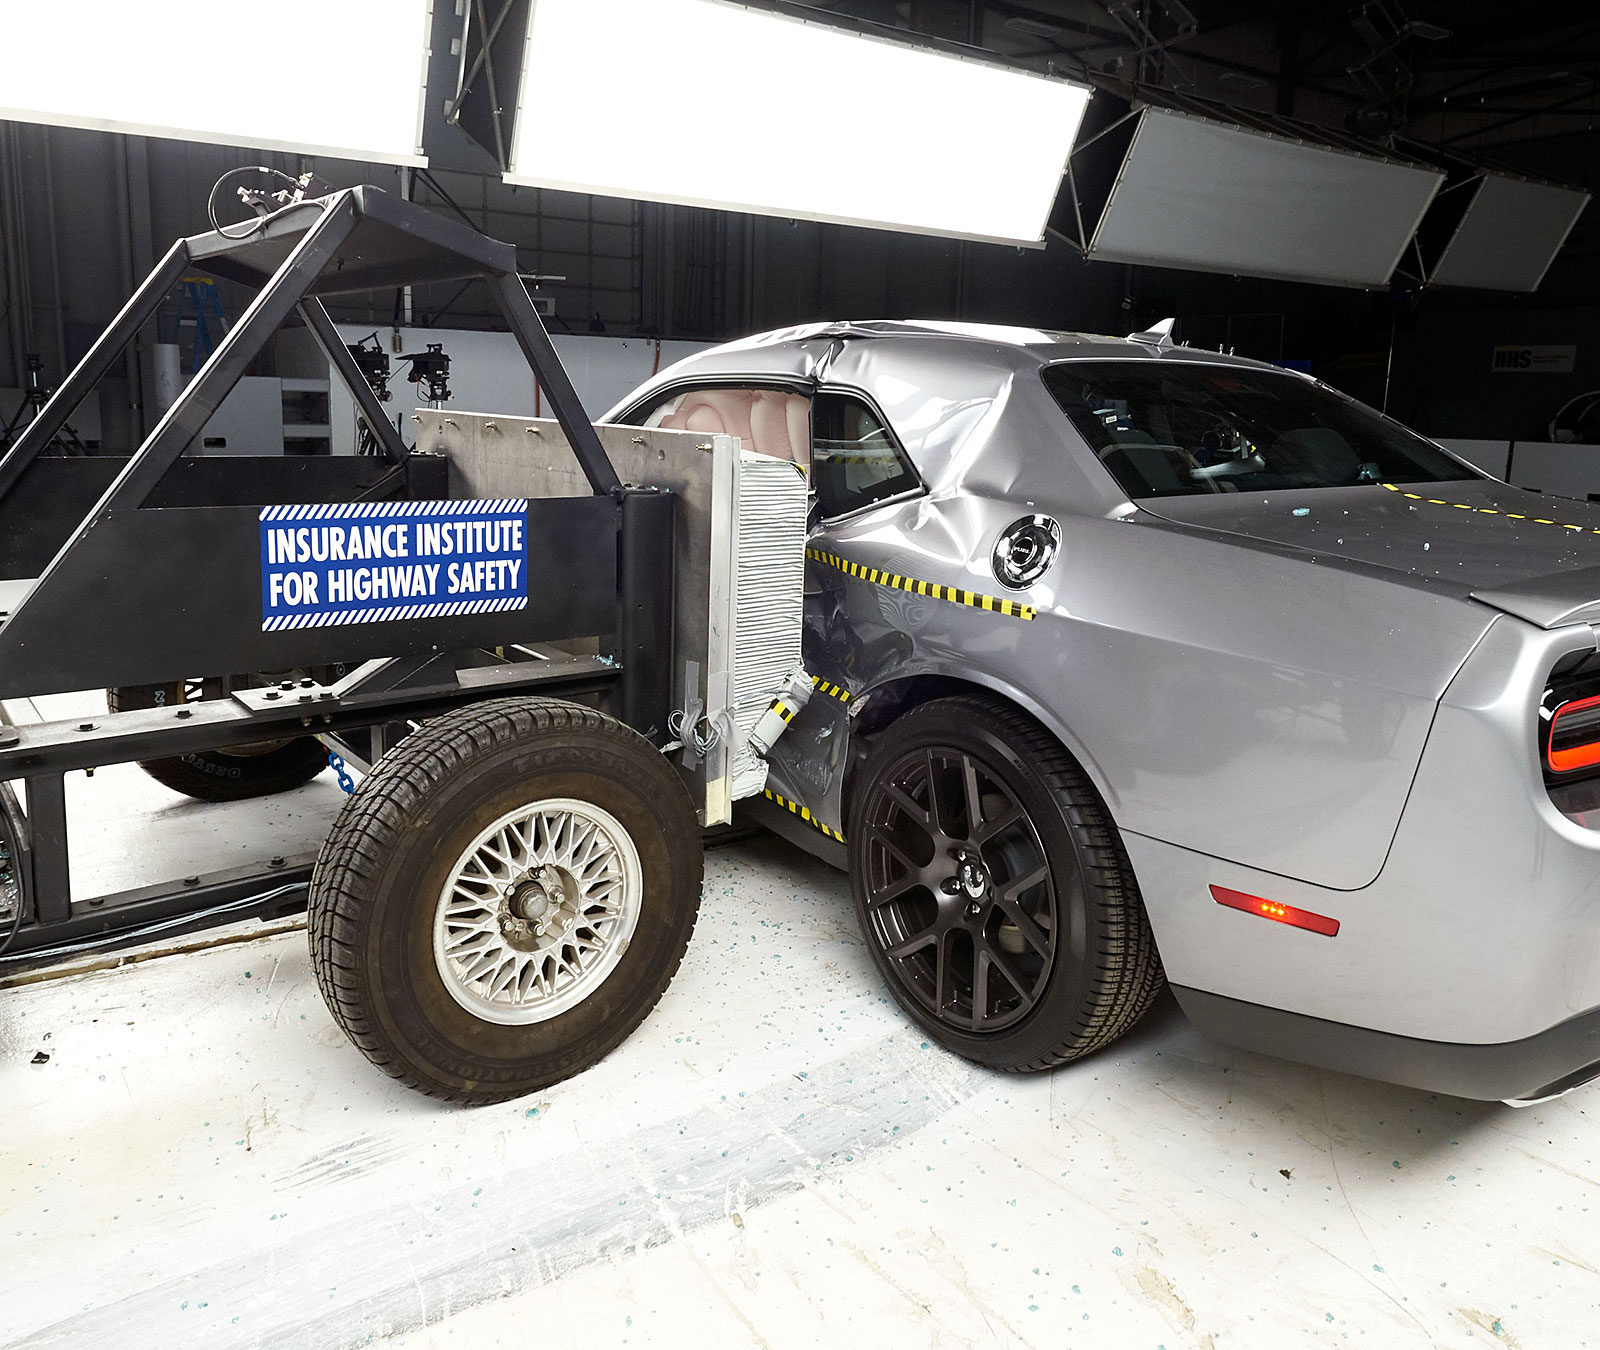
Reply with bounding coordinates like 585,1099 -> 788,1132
1210,885 -> 1340,937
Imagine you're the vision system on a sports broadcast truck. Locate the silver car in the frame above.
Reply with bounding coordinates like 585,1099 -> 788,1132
608,320 -> 1600,1104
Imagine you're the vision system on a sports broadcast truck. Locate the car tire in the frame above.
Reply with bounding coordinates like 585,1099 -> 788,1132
106,682 -> 329,802
847,695 -> 1163,1071
307,697 -> 702,1104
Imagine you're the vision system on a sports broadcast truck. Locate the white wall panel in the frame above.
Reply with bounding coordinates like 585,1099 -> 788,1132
324,328 -> 714,456
1507,441 -> 1600,500
1436,437 -> 1511,480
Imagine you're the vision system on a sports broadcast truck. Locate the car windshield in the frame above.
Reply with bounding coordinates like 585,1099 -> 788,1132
1041,360 -> 1477,498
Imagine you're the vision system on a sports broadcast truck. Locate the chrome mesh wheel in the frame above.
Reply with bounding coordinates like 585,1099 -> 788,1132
433,797 -> 642,1025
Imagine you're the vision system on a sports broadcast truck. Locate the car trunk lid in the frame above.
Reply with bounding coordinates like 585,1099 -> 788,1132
1139,479 -> 1600,627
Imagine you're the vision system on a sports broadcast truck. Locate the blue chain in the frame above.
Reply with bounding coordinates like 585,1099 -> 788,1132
328,751 -> 356,795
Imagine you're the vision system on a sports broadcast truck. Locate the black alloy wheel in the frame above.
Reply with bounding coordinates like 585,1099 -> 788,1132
849,696 -> 1163,1071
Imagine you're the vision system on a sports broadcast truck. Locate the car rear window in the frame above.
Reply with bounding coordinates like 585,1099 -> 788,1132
1041,360 -> 1477,498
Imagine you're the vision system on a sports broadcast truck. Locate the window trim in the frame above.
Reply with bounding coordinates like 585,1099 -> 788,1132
810,383 -> 926,523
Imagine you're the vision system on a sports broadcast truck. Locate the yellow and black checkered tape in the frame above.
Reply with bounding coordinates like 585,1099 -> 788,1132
770,698 -> 795,724
1382,482 -> 1600,535
762,788 -> 845,843
811,677 -> 852,704
806,548 -> 1036,621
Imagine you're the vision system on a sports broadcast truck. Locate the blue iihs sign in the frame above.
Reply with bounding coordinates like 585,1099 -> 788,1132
259,499 -> 528,631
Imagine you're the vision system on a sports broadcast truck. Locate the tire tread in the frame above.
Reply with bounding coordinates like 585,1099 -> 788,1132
854,694 -> 1165,1073
308,697 -> 700,1104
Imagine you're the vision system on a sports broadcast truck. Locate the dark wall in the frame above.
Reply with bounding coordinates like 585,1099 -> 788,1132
1389,301 -> 1600,442
1385,222 -> 1600,441
0,116 -> 1590,452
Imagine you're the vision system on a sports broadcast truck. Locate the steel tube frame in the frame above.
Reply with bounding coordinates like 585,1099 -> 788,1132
491,271 -> 621,495
0,238 -> 192,500
0,184 -> 676,977
297,299 -> 410,464
108,197 -> 360,512
0,654 -> 623,969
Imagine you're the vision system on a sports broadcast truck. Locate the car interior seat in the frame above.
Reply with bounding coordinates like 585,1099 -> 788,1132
1101,443 -> 1189,494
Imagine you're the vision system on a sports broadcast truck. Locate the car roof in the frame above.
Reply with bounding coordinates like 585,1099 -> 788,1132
605,319 -> 1293,416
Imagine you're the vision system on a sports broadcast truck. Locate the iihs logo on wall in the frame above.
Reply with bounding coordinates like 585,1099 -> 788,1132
259,500 -> 528,631
1490,344 -> 1577,373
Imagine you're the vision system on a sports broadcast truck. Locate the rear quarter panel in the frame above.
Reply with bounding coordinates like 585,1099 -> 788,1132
805,493 -> 1495,890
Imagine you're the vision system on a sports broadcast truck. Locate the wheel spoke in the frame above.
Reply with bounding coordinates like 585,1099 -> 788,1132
960,755 -> 984,839
448,914 -> 496,946
460,949 -> 502,984
996,861 -> 1048,902
976,934 -> 1035,1009
486,959 -> 522,1000
882,781 -> 931,830
446,932 -> 495,961
924,749 -> 946,834
458,855 -> 494,884
971,948 -> 991,1030
588,880 -> 618,909
867,822 -> 923,876
434,797 -> 643,1025
933,928 -> 953,1014
974,800 -> 1023,844
991,893 -> 1052,959
885,923 -> 939,961
866,872 -> 926,909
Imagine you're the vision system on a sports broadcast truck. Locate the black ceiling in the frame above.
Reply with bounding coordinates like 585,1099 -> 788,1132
801,1 -> 1600,185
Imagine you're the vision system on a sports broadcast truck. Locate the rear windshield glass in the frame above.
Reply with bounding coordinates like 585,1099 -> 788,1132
1041,360 -> 1476,498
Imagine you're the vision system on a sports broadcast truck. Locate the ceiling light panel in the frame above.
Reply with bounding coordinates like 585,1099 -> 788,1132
1430,174 -> 1589,292
508,0 -> 1090,245
1089,108 -> 1444,288
0,0 -> 431,164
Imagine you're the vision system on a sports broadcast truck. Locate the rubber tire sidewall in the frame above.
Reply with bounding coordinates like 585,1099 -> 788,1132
341,722 -> 700,1100
106,683 -> 328,802
848,698 -> 1112,1070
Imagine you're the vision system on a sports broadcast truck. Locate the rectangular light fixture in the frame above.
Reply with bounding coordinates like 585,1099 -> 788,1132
1429,173 -> 1590,292
1088,107 -> 1444,287
1211,885 -> 1340,937
507,0 -> 1091,246
0,0 -> 431,165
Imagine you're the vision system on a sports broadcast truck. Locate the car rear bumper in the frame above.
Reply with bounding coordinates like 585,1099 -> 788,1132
1173,985 -> 1600,1102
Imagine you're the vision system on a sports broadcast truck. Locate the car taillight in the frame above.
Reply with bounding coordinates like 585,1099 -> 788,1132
1547,693 -> 1600,775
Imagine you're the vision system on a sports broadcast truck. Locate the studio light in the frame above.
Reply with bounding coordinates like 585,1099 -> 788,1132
0,0 -> 431,164
1429,173 -> 1590,292
1087,107 -> 1444,288
507,0 -> 1090,246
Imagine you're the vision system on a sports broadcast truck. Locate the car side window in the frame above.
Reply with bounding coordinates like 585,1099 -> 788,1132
629,386 -> 811,468
811,391 -> 919,519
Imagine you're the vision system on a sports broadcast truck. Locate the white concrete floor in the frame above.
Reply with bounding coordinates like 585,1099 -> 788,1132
2,727 -> 1598,1348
